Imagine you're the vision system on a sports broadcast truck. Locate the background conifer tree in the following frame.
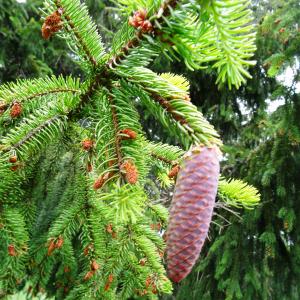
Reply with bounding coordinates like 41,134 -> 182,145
0,0 -> 260,299
172,1 -> 300,299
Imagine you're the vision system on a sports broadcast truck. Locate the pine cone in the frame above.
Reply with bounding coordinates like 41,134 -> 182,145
166,145 -> 220,282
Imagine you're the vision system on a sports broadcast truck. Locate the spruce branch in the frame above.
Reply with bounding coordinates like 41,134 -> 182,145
0,76 -> 81,106
42,0 -> 106,67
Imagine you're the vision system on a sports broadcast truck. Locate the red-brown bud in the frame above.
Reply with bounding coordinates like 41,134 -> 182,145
121,160 -> 138,184
93,175 -> 104,190
8,244 -> 17,256
91,260 -> 99,271
42,10 -> 63,40
9,156 -> 18,163
55,236 -> 64,249
81,139 -> 94,151
47,239 -> 56,256
119,128 -> 137,140
168,165 -> 180,179
83,270 -> 95,281
10,102 -> 22,118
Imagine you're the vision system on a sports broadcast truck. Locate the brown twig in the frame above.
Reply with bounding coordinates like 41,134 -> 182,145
107,95 -> 123,173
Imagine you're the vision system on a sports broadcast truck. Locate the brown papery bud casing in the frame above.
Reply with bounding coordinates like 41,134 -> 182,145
166,145 -> 220,283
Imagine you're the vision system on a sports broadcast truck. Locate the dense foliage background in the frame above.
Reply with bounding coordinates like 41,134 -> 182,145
0,0 -> 299,299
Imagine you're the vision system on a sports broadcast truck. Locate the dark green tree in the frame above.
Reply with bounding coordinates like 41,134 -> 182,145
173,1 -> 300,299
0,0 -> 261,299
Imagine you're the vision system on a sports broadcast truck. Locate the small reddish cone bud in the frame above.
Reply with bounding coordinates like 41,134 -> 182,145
141,20 -> 153,33
64,266 -> 70,273
84,271 -> 94,281
106,224 -> 113,234
55,236 -> 64,249
91,260 -> 99,271
47,239 -> 56,256
119,128 -> 137,140
84,244 -> 93,256
8,244 -> 17,256
10,164 -> 21,172
166,145 -> 220,283
139,258 -> 147,266
10,102 -> 22,118
81,139 -> 94,151
104,282 -> 111,291
168,165 -> 180,179
111,231 -> 117,239
130,9 -> 147,27
9,156 -> 18,163
108,274 -> 114,283
93,175 -> 104,190
121,160 -> 138,184
42,10 -> 63,40
145,276 -> 152,288
279,28 -> 285,33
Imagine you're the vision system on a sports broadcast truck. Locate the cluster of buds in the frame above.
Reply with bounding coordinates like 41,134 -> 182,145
10,102 -> 22,118
168,164 -> 180,179
119,128 -> 137,140
145,276 -> 158,294
42,8 -> 64,40
121,160 -> 138,184
47,236 -> 64,256
81,138 -> 94,151
84,260 -> 100,281
8,244 -> 17,256
128,9 -> 153,33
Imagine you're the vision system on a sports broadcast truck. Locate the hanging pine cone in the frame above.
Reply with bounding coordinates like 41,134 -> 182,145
10,102 -> 22,118
166,145 -> 220,283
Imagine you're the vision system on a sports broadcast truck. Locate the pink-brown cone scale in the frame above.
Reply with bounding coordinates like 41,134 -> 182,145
166,145 -> 220,283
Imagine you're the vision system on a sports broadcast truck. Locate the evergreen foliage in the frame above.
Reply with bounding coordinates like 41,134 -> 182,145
0,0 -> 259,299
